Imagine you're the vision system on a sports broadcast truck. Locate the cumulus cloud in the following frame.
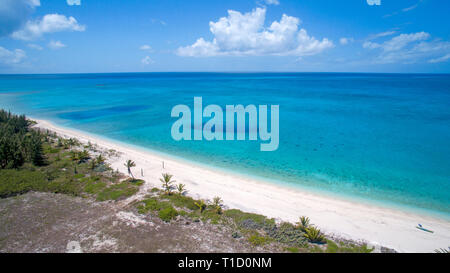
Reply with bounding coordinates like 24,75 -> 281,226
48,40 -> 66,50
177,8 -> 333,57
141,56 -> 153,65
12,13 -> 85,40
363,32 -> 450,64
0,46 -> 27,65
0,0 -> 40,37
67,0 -> 81,5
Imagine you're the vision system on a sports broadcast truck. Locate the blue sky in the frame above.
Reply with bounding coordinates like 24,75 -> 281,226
0,0 -> 449,73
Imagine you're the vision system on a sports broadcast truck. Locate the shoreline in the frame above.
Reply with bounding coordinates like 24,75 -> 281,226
33,118 -> 450,252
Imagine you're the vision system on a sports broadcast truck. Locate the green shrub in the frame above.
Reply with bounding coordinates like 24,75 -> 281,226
165,194 -> 198,210
296,216 -> 310,232
137,197 -> 171,214
285,247 -> 300,253
325,240 -> 373,253
84,181 -> 107,194
0,169 -> 47,197
248,233 -> 270,246
224,209 -> 273,225
304,226 -> 326,244
158,206 -> 178,222
194,199 -> 207,212
96,181 -> 139,201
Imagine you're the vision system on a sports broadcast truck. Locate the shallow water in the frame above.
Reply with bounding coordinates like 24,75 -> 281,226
1,73 -> 449,217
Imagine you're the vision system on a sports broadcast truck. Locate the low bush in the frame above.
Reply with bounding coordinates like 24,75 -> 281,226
158,206 -> 178,222
304,226 -> 326,244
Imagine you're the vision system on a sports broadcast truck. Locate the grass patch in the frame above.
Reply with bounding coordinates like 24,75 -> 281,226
158,206 -> 178,222
325,240 -> 373,253
138,197 -> 172,214
285,247 -> 300,253
84,180 -> 107,195
224,209 -> 274,226
0,169 -> 48,198
137,196 -> 179,222
163,194 -> 199,211
96,180 -> 140,201
248,232 -> 271,246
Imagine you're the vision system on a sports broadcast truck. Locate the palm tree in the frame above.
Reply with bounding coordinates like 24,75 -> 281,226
303,226 -> 326,244
124,159 -> 136,179
212,196 -> 223,214
176,183 -> 186,195
96,154 -> 105,165
160,173 -> 175,195
79,150 -> 90,163
296,216 -> 310,232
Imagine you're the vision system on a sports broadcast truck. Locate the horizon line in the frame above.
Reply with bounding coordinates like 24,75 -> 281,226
1,71 -> 450,76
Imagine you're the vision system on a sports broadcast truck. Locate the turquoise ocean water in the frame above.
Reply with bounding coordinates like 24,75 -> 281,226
0,73 -> 449,218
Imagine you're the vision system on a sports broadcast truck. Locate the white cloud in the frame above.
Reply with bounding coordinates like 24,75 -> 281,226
0,0 -> 40,37
177,8 -> 333,57
141,56 -> 153,65
363,32 -> 450,64
339,37 -> 354,45
402,4 -> 418,12
67,0 -> 81,5
0,46 -> 26,65
429,54 -> 450,63
366,31 -> 397,41
140,45 -> 152,51
27,43 -> 43,50
363,41 -> 380,50
364,32 -> 430,52
12,13 -> 85,40
264,0 -> 280,5
48,40 -> 66,50
384,0 -> 422,17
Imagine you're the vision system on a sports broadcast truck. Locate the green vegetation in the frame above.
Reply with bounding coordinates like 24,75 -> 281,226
296,216 -> 310,232
303,226 -> 326,244
136,182 -> 373,253
176,183 -> 186,195
285,247 -> 300,253
224,209 -> 272,226
158,206 -> 179,222
0,110 -> 375,253
0,110 -> 44,169
212,196 -> 223,214
96,179 -> 142,201
323,240 -> 373,253
160,173 -> 175,195
194,199 -> 207,213
124,159 -> 136,179
248,233 -> 271,246
0,110 -> 143,202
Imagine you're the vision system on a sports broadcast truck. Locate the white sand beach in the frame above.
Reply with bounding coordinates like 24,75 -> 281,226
34,119 -> 450,253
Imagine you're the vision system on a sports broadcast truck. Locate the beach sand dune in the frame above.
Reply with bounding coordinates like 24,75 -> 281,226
34,119 -> 450,253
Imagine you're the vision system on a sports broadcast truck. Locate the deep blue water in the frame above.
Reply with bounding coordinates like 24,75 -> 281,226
1,73 -> 449,217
